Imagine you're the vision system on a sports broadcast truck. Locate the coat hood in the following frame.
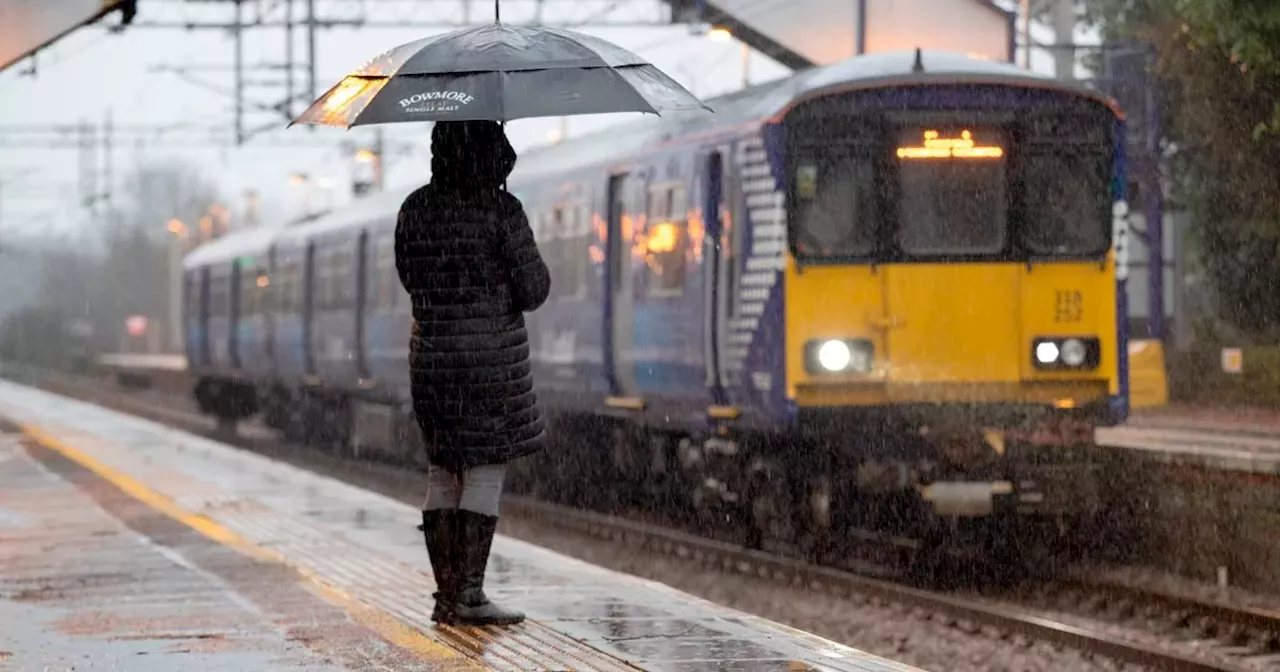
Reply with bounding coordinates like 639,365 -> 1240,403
429,120 -> 517,191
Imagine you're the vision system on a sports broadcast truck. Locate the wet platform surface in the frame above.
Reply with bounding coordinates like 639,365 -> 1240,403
0,380 -> 920,672
0,434 -> 450,671
1095,424 -> 1280,475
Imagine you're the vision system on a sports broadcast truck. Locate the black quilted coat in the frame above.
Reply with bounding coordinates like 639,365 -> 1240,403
395,121 -> 551,473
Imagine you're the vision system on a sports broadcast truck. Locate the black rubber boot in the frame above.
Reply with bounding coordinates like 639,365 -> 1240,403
418,509 -> 457,623
452,511 -> 525,626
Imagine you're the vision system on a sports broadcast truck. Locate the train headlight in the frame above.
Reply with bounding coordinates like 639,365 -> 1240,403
1032,337 -> 1100,370
805,339 -> 873,374
1060,338 -> 1087,367
1035,341 -> 1060,365
817,340 -> 852,371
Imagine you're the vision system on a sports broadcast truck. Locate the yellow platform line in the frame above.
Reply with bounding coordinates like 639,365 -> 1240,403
18,423 -> 477,667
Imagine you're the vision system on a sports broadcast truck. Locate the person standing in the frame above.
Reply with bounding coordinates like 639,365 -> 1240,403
395,120 -> 551,626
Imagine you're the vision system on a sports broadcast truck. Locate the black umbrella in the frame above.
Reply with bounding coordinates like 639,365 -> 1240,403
290,4 -> 711,128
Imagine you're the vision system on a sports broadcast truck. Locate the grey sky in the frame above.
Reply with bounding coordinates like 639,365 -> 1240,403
0,0 -> 1074,237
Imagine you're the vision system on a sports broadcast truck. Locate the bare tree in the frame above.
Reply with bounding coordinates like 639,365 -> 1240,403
1,158 -> 222,363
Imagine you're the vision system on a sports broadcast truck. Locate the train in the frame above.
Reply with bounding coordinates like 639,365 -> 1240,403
183,49 -> 1132,555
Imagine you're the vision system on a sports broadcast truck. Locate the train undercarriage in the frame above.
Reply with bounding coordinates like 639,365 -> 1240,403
195,375 -> 1135,576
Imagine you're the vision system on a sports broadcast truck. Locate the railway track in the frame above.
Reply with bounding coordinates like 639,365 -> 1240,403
2,363 -> 1277,672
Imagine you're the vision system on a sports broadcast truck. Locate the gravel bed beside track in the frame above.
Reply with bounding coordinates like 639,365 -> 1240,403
953,586 -> 1280,670
1089,566 -> 1280,615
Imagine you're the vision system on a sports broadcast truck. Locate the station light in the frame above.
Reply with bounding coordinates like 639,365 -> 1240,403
707,26 -> 733,42
125,315 -> 148,338
355,149 -> 377,163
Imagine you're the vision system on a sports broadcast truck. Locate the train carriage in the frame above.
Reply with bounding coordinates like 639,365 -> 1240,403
182,227 -> 277,422
183,49 -> 1130,549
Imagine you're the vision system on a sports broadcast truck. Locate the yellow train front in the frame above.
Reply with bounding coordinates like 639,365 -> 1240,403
724,52 -> 1131,543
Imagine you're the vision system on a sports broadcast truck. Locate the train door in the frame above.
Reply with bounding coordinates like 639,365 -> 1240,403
237,258 -> 271,377
630,169 -> 706,406
273,245 -> 309,380
263,247 -> 277,372
208,266 -> 232,369
229,258 -> 243,370
604,172 -> 638,399
354,230 -> 370,381
303,242 -> 317,378
703,149 -> 728,404
190,268 -> 211,368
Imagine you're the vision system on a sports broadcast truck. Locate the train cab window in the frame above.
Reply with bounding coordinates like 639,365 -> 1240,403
792,150 -> 877,258
644,183 -> 688,296
896,126 -> 1008,256
1019,114 -> 1112,257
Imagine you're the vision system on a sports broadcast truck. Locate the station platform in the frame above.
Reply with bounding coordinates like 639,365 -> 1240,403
1096,421 -> 1280,476
0,379 -> 918,672
96,353 -> 188,371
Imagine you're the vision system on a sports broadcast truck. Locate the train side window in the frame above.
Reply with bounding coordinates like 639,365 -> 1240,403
374,236 -> 395,312
321,247 -> 343,310
256,268 -> 271,315
184,273 -> 200,317
645,183 -> 688,297
566,204 -> 591,298
333,246 -> 352,309
243,271 -> 257,317
313,250 -> 329,310
546,208 -> 566,297
290,261 -> 302,314
273,263 -> 288,314
330,247 -> 345,308
547,203 -> 588,300
281,260 -> 299,314
210,275 -> 228,317
723,147 -> 745,316
210,278 -> 219,317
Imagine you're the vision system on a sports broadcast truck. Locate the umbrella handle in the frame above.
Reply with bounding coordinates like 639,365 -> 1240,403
495,0 -> 500,23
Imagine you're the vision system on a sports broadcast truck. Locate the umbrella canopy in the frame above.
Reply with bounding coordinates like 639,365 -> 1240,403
291,23 -> 712,128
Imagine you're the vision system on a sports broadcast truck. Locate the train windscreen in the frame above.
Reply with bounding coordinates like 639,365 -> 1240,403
895,126 -> 1008,256
786,90 -> 1115,262
793,150 -> 876,257
1018,113 -> 1113,256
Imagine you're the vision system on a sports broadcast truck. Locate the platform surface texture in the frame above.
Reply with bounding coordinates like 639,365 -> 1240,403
0,380 -> 919,672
